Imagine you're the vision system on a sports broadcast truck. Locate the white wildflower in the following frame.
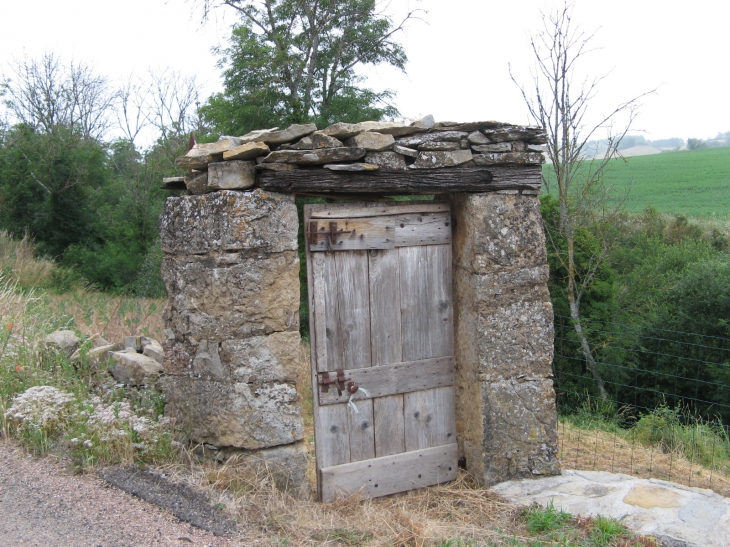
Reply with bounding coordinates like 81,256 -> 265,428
4,386 -> 74,428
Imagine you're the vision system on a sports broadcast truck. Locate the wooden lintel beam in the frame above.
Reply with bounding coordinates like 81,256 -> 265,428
257,165 -> 542,195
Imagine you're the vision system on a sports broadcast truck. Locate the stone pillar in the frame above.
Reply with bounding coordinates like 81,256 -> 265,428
450,191 -> 560,486
158,189 -> 308,498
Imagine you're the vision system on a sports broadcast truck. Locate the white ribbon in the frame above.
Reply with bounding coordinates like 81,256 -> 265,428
347,387 -> 371,414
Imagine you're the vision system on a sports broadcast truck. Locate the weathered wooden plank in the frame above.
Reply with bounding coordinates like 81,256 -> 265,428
369,248 -> 402,366
323,253 -> 344,372
348,399 -> 375,462
374,395 -> 405,457
317,356 -> 454,405
404,386 -> 456,451
310,203 -> 450,218
320,443 -> 459,502
394,212 -> 452,247
309,217 -> 395,252
316,404 -> 351,469
258,165 -> 543,195
334,251 -> 372,371
368,247 -> 406,459
400,245 -> 431,361
427,244 -> 454,357
311,252 -> 329,373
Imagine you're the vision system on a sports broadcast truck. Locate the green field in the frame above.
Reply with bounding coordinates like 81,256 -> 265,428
543,147 -> 730,217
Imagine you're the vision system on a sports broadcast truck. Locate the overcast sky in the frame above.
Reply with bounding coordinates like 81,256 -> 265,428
2,0 -> 728,141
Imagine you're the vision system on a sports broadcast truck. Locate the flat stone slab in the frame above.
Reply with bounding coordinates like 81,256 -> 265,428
491,470 -> 730,547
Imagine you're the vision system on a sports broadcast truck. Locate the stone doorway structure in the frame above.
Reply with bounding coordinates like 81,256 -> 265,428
159,119 -> 561,500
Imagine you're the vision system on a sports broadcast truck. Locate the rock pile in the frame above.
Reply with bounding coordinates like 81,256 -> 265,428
164,116 -> 546,195
43,329 -> 165,387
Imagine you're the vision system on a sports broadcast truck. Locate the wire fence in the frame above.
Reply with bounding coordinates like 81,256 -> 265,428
552,314 -> 730,496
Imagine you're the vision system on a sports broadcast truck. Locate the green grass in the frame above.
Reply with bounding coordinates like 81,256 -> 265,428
543,147 -> 730,217
438,502 -> 652,547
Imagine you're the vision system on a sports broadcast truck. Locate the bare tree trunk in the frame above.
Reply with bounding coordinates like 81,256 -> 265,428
567,264 -> 607,400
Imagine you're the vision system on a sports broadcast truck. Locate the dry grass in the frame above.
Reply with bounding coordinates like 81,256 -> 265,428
43,289 -> 165,342
0,231 -> 55,289
558,420 -> 730,497
169,458 -> 523,547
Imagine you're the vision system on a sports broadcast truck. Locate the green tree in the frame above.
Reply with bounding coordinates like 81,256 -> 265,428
687,137 -> 708,150
0,124 -> 106,258
200,0 -> 417,134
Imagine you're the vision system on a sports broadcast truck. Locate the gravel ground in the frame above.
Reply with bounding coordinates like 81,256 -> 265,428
0,439 -> 246,547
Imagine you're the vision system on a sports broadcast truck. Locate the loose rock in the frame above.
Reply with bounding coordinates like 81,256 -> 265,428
109,351 -> 163,386
411,114 -> 435,129
183,171 -> 212,195
472,143 -> 513,153
418,141 -> 460,151
238,127 -> 279,143
175,153 -> 222,170
357,120 -> 426,136
222,141 -> 270,161
467,131 -> 490,145
392,144 -> 418,158
397,131 -> 468,147
472,152 -> 544,165
434,121 -> 504,131
482,126 -> 547,144
193,139 -> 239,155
142,339 -> 164,365
289,133 -> 343,150
249,123 -> 317,145
208,161 -> 256,190
412,149 -> 473,168
262,147 -> 366,165
42,330 -> 81,355
364,151 -> 407,170
316,122 -> 362,139
345,131 -> 395,152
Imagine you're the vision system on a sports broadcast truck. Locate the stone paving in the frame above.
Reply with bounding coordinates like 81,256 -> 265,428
491,470 -> 730,547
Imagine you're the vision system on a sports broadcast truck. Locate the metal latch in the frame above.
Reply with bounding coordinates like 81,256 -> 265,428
318,368 -> 350,395
306,220 -> 353,247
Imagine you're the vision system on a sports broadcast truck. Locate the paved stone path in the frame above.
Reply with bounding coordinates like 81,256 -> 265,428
491,470 -> 730,547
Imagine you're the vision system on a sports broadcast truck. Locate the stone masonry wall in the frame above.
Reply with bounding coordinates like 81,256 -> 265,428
450,191 -> 560,485
158,189 -> 308,497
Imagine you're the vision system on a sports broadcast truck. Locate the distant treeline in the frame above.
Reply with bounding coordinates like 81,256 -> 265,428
585,131 -> 730,155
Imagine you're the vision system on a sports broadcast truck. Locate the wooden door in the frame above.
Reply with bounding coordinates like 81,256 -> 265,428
305,202 -> 458,502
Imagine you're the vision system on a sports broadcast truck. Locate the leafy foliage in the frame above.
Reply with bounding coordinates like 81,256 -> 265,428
201,0 -> 411,134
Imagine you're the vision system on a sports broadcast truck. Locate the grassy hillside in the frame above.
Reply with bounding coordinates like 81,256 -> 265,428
543,146 -> 730,217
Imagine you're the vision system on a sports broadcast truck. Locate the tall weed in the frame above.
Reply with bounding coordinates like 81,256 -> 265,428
0,231 -> 55,289
631,402 -> 730,467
